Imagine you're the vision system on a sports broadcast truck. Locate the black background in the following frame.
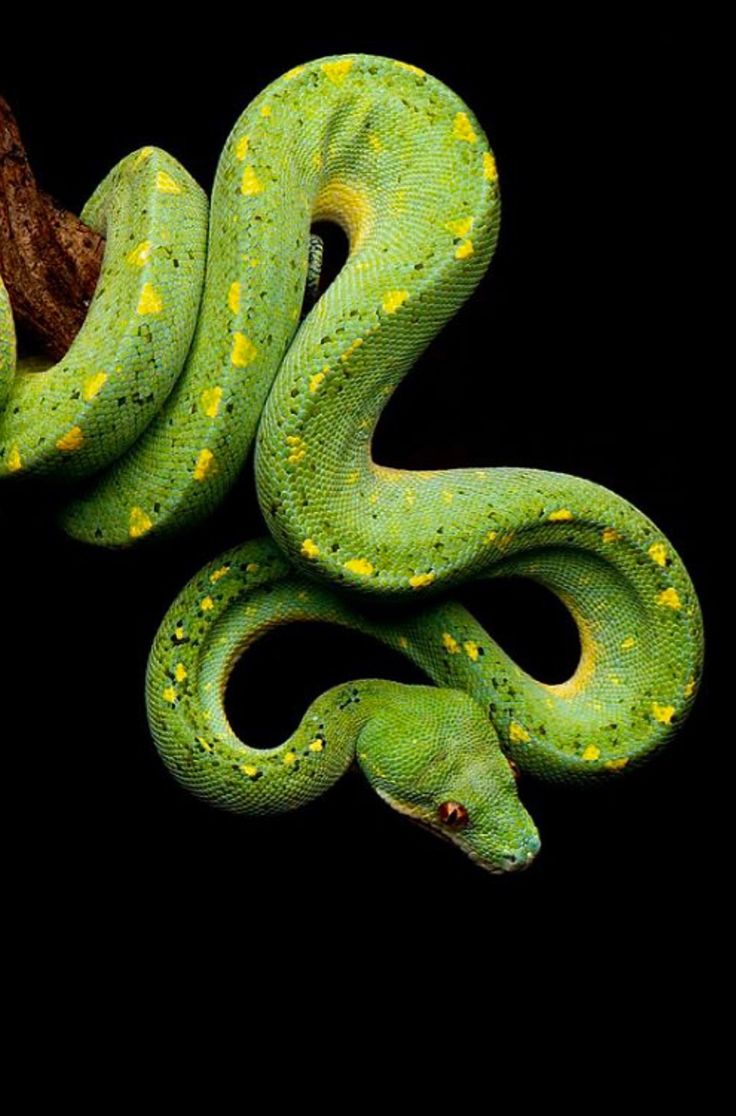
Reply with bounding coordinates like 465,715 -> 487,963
1,23 -> 720,976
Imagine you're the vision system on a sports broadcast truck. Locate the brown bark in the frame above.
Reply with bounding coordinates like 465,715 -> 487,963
0,96 -> 104,361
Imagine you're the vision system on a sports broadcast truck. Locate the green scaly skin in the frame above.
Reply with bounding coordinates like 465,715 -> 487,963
146,538 -> 540,874
0,54 -> 704,872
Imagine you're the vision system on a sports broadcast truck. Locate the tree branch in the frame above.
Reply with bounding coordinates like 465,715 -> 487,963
0,95 -> 104,361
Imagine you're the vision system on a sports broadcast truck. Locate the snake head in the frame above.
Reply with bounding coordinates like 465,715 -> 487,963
356,684 -> 540,874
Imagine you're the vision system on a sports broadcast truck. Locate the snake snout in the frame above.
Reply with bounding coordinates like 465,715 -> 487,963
499,848 -> 537,873
499,831 -> 541,873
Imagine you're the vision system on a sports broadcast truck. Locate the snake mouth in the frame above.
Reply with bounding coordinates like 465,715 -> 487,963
373,784 -> 539,874
466,846 -> 538,875
409,810 -> 541,875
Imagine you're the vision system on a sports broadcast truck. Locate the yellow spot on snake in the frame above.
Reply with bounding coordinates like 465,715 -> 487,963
241,763 -> 259,777
455,240 -> 474,260
174,663 -> 187,683
582,745 -> 600,762
684,678 -> 696,697
648,542 -> 668,567
246,562 -> 259,573
283,65 -> 304,80
382,290 -> 409,314
283,751 -> 297,767
241,166 -> 263,195
453,112 -> 477,143
442,632 -> 461,654
445,216 -> 474,237
83,372 -> 108,401
260,104 -> 272,117
484,530 -> 498,544
464,641 -> 480,662
347,471 -> 359,484
6,445 -> 22,472
210,566 -> 230,583
137,283 -> 163,315
309,370 -> 327,393
609,674 -> 622,686
231,333 -> 258,367
509,722 -> 531,744
286,434 -> 306,464
405,489 -> 416,508
155,170 -> 181,194
321,58 -> 354,85
396,61 -> 426,76
604,757 -> 629,771
345,558 -> 374,577
129,507 -> 152,538
652,702 -> 676,725
409,572 -> 434,589
312,152 -> 323,170
399,636 -> 409,649
193,448 -> 215,481
602,527 -> 619,543
308,739 -> 324,752
126,240 -> 152,267
657,587 -> 682,610
301,539 -> 320,559
174,626 -> 185,641
197,736 -> 213,752
235,135 -> 250,160
228,281 -> 241,313
163,687 -> 177,704
440,490 -> 454,505
621,636 -> 636,650
368,133 -> 383,152
549,508 -> 574,522
133,146 -> 154,167
340,337 -> 364,362
200,386 -> 223,418
55,426 -> 83,452
483,151 -> 498,181
200,596 -> 214,612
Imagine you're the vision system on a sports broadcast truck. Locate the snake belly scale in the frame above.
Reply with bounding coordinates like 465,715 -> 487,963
0,54 -> 704,872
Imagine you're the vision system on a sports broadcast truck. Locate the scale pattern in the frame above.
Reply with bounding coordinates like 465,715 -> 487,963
0,55 -> 704,871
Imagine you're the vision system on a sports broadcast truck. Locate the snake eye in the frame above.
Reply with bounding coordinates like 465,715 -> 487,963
438,801 -> 469,828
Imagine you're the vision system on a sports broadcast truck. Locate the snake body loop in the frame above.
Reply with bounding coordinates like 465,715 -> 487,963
0,54 -> 704,872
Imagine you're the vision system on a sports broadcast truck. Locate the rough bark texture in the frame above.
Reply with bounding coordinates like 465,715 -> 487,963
0,96 -> 104,361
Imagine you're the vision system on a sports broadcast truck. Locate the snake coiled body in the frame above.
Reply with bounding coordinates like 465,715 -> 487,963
0,54 -> 704,872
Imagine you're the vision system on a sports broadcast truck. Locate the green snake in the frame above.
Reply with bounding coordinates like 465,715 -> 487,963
0,53 -> 704,873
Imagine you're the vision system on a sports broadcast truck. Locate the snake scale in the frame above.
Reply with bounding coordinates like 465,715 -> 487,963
0,54 -> 704,873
